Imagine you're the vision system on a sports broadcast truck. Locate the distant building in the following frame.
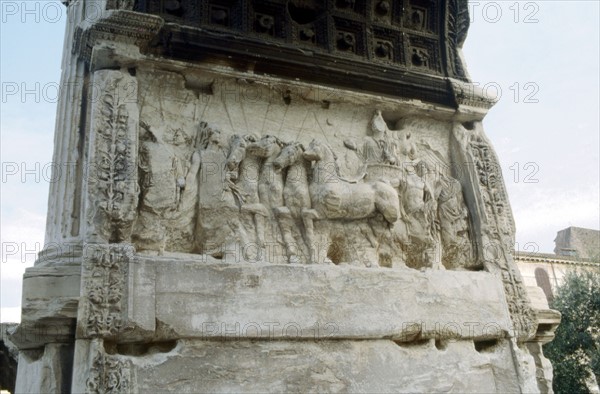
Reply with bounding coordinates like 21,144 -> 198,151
554,226 -> 600,261
516,227 -> 600,303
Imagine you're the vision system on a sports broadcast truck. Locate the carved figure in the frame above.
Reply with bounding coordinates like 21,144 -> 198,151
194,123 -> 246,261
398,160 -> 440,268
273,142 -> 320,263
134,121 -> 199,253
303,139 -> 400,224
248,135 -> 294,263
345,110 -> 399,166
227,134 -> 269,259
249,135 -> 285,208
394,129 -> 417,163
436,175 -> 474,269
134,124 -> 167,251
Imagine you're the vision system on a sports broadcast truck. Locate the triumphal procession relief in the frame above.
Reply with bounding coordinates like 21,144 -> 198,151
131,104 -> 475,270
11,0 -> 559,393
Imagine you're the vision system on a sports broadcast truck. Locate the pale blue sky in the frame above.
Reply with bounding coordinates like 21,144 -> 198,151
463,1 -> 600,254
1,1 -> 599,322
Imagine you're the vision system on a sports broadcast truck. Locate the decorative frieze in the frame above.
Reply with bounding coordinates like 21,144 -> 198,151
79,244 -> 132,338
86,347 -> 131,394
468,132 -> 536,340
85,70 -> 139,244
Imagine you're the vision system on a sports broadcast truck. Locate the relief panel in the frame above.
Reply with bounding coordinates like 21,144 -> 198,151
128,70 -> 476,270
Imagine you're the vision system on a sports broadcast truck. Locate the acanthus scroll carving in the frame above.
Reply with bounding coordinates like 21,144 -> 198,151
469,136 -> 514,236
469,134 -> 535,339
86,70 -> 138,244
86,350 -> 130,394
82,244 -> 131,338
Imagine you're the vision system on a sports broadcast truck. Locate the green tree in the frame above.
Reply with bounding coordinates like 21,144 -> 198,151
544,269 -> 600,393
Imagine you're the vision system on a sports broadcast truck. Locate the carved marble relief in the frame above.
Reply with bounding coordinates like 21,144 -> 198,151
86,349 -> 131,394
130,72 -> 202,254
437,174 -> 474,269
194,123 -> 250,261
19,2 -> 549,393
80,244 -> 131,338
81,69 -> 477,270
125,80 -> 476,270
86,70 -> 139,244
468,132 -> 535,339
133,120 -> 198,253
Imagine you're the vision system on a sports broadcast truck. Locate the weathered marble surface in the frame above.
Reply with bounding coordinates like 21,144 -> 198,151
10,265 -> 79,350
14,344 -> 73,394
113,339 -> 521,393
150,260 -> 511,341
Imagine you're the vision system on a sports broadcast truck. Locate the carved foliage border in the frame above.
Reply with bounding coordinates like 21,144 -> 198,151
86,70 -> 139,243
86,349 -> 131,394
81,244 -> 132,338
469,134 -> 536,340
